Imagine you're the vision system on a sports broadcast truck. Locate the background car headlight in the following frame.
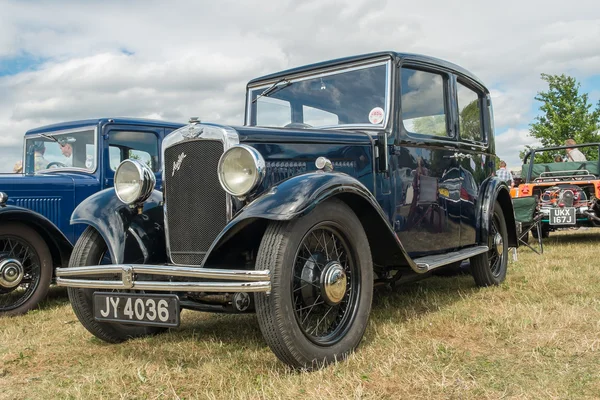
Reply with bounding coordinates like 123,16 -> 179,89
218,145 -> 265,197
115,159 -> 156,205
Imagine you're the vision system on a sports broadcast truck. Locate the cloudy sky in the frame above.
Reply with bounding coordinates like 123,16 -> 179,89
1,0 -> 599,171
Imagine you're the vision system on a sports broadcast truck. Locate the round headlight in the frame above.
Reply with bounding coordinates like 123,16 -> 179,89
115,159 -> 156,205
218,145 -> 265,197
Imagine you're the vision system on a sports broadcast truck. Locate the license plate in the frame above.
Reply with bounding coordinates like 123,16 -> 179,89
93,293 -> 180,327
549,207 -> 576,225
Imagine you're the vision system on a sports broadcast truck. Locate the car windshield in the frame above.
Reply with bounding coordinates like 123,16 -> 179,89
24,128 -> 97,173
247,60 -> 390,129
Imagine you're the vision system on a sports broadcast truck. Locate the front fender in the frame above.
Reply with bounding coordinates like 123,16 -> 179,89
477,177 -> 518,248
202,172 -> 417,270
71,189 -> 166,264
0,205 -> 72,268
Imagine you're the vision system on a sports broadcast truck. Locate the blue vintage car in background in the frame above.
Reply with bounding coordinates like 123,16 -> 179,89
0,118 -> 183,315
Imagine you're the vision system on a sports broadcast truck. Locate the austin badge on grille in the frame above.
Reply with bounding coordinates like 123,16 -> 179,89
172,152 -> 187,176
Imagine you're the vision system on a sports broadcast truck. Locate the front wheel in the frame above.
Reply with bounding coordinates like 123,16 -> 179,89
470,201 -> 508,287
0,223 -> 52,316
67,227 -> 166,343
255,199 -> 373,369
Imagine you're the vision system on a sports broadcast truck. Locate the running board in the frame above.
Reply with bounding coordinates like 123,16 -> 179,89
413,246 -> 489,273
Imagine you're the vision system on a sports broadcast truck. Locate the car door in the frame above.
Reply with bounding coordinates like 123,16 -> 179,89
392,64 -> 461,256
453,77 -> 492,247
103,125 -> 163,190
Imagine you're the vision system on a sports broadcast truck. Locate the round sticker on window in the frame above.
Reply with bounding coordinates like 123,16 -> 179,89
85,156 -> 93,169
368,107 -> 384,124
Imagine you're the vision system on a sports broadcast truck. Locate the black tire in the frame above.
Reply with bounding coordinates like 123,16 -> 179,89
0,223 -> 52,316
255,199 -> 373,370
67,227 -> 166,343
532,227 -> 550,239
470,201 -> 508,287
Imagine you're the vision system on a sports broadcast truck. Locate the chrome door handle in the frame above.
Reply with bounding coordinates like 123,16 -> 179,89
451,152 -> 472,160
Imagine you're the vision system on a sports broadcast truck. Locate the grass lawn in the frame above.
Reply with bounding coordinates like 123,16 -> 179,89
1,229 -> 599,399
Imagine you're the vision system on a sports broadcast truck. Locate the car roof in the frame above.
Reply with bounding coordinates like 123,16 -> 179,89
247,51 -> 488,92
25,118 -> 185,136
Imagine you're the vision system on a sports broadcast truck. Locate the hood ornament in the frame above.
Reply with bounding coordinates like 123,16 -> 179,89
182,123 -> 204,139
172,152 -> 187,177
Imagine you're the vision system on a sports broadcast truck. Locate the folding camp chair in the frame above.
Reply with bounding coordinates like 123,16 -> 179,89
511,196 -> 543,260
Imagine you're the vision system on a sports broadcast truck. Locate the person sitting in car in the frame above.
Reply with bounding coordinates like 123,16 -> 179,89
32,141 -> 49,171
565,138 -> 587,162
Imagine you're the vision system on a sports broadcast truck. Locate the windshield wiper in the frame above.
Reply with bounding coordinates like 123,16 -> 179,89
40,133 -> 66,147
252,78 -> 292,103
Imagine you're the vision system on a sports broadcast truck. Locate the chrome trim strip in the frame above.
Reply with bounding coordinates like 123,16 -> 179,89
23,126 -> 99,174
56,264 -> 270,281
246,58 -> 393,130
160,122 -> 240,264
55,264 -> 271,293
56,278 -> 270,293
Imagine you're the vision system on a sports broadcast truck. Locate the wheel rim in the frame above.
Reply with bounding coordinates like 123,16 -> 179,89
0,236 -> 42,311
291,222 -> 360,345
488,213 -> 505,277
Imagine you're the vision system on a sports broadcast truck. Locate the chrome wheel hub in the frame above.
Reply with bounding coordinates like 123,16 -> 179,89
321,261 -> 347,306
494,232 -> 503,255
0,258 -> 24,289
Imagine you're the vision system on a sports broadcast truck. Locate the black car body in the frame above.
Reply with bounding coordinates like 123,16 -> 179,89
56,52 -> 516,369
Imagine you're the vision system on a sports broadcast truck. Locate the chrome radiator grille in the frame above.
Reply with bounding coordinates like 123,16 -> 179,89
164,140 -> 227,265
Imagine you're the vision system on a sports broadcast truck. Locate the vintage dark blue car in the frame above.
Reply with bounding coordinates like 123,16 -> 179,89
56,52 -> 517,369
0,118 -> 183,315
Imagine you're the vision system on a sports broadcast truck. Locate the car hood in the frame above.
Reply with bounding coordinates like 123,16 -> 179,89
0,172 -> 79,195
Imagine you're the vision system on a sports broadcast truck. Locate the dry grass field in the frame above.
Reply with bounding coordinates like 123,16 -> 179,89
1,229 -> 599,399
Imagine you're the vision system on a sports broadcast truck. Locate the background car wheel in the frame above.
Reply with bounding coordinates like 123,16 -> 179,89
0,223 -> 52,316
532,227 -> 550,239
255,199 -> 373,369
470,201 -> 508,287
67,227 -> 166,343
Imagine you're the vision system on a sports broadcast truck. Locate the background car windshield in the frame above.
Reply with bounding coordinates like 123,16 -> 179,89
249,63 -> 389,128
24,129 -> 96,172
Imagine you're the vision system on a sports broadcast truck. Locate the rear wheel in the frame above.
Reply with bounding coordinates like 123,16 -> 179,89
67,227 -> 166,343
255,199 -> 373,369
0,223 -> 52,316
470,201 -> 508,286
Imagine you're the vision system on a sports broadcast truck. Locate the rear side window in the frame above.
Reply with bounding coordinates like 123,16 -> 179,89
401,68 -> 448,137
108,131 -> 159,172
457,82 -> 484,142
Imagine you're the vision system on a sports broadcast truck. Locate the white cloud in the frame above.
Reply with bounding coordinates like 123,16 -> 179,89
495,128 -> 541,170
0,0 -> 599,172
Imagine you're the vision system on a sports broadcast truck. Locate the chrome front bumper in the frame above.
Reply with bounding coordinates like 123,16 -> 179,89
55,265 -> 271,293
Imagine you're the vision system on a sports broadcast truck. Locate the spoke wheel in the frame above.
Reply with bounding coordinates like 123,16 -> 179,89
471,201 -> 508,287
292,224 -> 359,345
0,223 -> 52,316
255,199 -> 373,370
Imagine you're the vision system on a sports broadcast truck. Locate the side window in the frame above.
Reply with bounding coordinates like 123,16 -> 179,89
303,105 -> 339,126
256,97 -> 291,127
457,82 -> 483,142
401,68 -> 448,137
108,131 -> 159,172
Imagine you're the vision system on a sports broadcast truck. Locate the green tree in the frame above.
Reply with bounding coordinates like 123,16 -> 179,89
526,73 -> 600,162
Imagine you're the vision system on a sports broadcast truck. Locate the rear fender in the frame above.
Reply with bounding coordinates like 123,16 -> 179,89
70,189 -> 166,264
202,172 -> 417,270
0,205 -> 72,270
477,177 -> 518,247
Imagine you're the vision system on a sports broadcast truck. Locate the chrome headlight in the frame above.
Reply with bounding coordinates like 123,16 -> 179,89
217,145 -> 265,197
114,159 -> 156,205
